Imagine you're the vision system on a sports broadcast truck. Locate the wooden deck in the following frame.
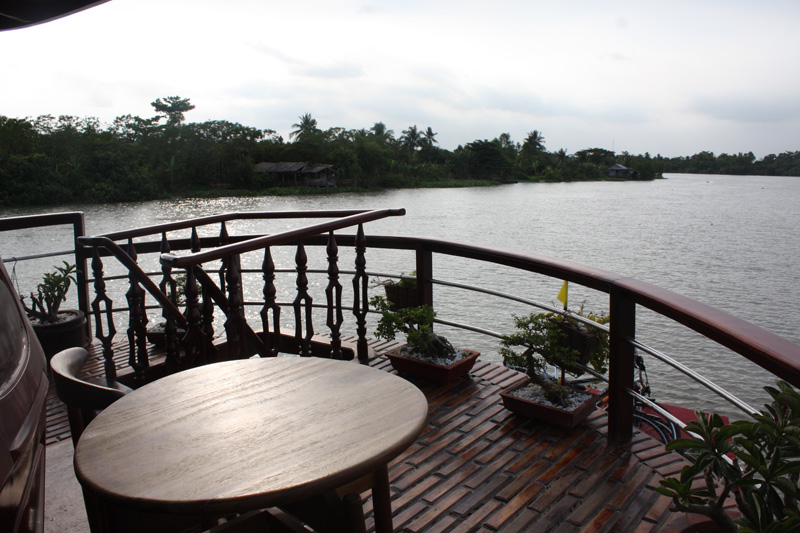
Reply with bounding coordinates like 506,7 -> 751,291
45,339 -> 691,532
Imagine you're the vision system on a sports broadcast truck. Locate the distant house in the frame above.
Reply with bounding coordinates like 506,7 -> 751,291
608,164 -> 641,180
255,162 -> 337,187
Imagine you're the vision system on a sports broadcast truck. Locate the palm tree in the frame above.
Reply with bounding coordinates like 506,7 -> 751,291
370,122 -> 394,138
400,125 -> 423,152
522,130 -> 546,154
290,113 -> 319,140
423,127 -> 438,148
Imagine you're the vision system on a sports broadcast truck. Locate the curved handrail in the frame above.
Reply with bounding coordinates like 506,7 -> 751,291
96,209 -> 386,242
62,210 -> 800,442
77,236 -> 187,327
161,209 -> 406,268
350,235 -> 800,389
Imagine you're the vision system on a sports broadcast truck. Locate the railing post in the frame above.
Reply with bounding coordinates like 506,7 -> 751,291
261,247 -> 280,356
325,231 -> 344,359
183,266 -> 208,367
159,233 -> 181,372
293,243 -> 314,357
352,224 -> 369,363
224,255 -> 248,360
71,212 -> 90,339
125,239 -> 149,382
608,288 -> 636,442
415,244 -> 433,307
90,248 -> 117,382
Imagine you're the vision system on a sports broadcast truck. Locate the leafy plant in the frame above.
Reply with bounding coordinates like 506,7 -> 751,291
20,261 -> 79,323
656,380 -> 800,532
499,308 -> 609,406
370,295 -> 455,360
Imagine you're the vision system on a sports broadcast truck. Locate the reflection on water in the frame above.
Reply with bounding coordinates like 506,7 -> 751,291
2,173 -> 799,418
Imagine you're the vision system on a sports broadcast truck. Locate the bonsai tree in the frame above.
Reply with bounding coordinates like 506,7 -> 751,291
657,380 -> 800,533
499,308 -> 609,407
20,261 -> 78,323
370,295 -> 455,360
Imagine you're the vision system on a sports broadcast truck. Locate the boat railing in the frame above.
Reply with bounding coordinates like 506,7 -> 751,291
3,210 -> 800,444
74,209 -> 406,383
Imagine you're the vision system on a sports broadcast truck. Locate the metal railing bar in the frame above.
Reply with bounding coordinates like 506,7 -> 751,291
431,277 -> 611,333
433,318 -> 504,339
2,250 -> 75,263
626,388 -> 688,430
630,338 -> 758,416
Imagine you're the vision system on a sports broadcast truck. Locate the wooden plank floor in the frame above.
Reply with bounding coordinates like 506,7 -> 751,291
45,339 -> 690,532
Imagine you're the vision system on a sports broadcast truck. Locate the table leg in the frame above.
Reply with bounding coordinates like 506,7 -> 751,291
372,465 -> 393,533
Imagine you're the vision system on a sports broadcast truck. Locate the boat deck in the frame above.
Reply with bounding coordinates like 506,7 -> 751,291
45,338 -> 692,532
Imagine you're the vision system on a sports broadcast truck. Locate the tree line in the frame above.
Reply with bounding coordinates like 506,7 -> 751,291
1,96 -> 797,207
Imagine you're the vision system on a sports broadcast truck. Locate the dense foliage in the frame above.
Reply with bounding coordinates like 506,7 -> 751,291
1,97 -> 796,207
657,381 -> 800,532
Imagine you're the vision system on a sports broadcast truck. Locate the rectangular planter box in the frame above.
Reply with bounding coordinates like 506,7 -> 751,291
387,348 -> 479,383
500,381 -> 601,428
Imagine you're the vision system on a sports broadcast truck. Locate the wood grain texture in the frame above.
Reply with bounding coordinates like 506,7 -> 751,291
74,357 -> 428,516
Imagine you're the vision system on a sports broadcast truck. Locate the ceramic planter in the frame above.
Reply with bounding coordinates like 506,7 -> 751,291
500,381 -> 601,428
30,309 -> 88,361
387,347 -> 479,383
384,284 -> 418,310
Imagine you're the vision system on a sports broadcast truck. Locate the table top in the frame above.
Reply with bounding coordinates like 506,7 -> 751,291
74,357 -> 428,516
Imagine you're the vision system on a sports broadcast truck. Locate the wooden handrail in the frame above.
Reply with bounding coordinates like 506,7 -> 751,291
95,210 -> 380,242
160,209 -> 406,268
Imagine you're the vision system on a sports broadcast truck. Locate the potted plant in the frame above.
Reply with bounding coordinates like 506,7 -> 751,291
498,309 -> 609,428
656,380 -> 800,533
372,271 -> 418,310
20,261 -> 87,360
370,295 -> 479,383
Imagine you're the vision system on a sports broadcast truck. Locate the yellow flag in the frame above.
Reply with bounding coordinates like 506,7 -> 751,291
557,281 -> 568,309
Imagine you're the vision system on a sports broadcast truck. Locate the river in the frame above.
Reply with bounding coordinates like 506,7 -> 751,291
2,173 -> 798,418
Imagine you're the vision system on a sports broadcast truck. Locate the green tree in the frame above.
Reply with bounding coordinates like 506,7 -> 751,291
400,125 -> 423,154
370,122 -> 393,139
423,127 -> 438,148
150,96 -> 196,126
290,113 -> 319,141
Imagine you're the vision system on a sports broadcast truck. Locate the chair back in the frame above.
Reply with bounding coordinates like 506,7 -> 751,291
50,347 -> 131,446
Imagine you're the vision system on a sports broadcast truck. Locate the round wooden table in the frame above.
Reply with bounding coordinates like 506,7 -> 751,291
74,357 -> 428,532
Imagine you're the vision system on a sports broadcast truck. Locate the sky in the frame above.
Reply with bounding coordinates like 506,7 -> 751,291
2,0 -> 799,158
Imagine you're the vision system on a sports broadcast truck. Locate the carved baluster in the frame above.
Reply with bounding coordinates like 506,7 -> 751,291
352,224 -> 369,363
293,243 -> 314,357
125,239 -> 149,382
201,276 -> 215,362
90,248 -> 117,381
325,231 -> 344,359
191,226 -> 201,253
224,255 -> 247,359
260,247 -> 281,356
218,222 -> 229,294
158,233 -> 180,372
182,266 -> 207,368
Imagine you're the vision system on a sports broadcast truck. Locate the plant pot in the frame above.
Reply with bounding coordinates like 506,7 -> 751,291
146,322 -> 187,346
30,309 -> 88,361
661,514 -> 727,533
552,319 -> 598,371
387,347 -> 479,383
499,381 -> 600,428
384,284 -> 418,310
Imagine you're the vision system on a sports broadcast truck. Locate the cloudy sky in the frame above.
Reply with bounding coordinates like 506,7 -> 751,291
2,0 -> 799,158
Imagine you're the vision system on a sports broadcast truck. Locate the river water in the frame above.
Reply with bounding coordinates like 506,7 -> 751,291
2,173 -> 798,418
